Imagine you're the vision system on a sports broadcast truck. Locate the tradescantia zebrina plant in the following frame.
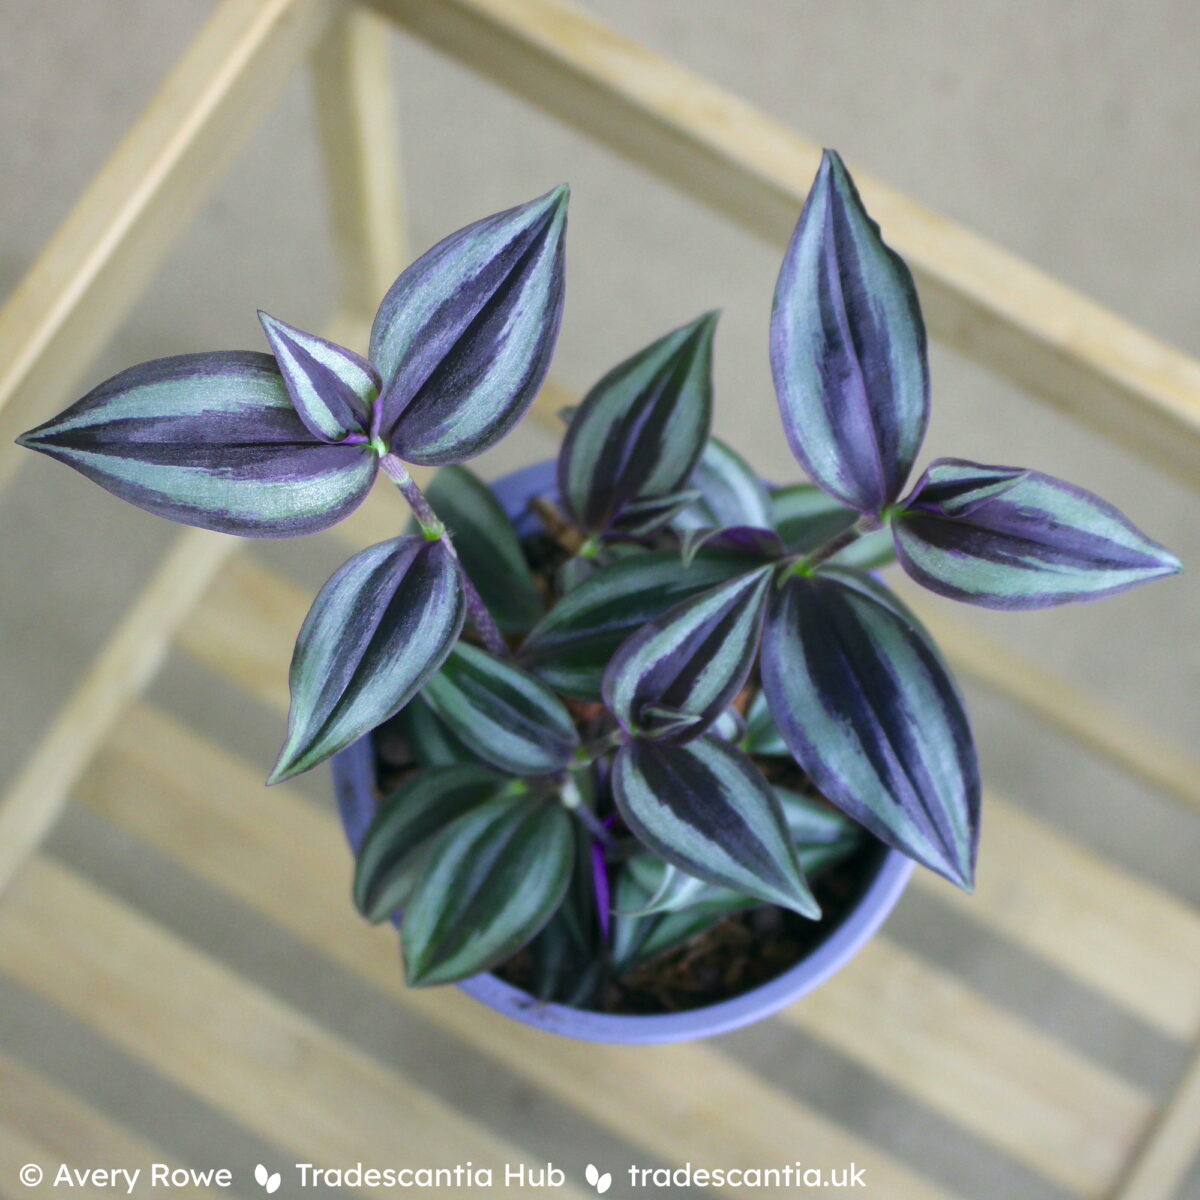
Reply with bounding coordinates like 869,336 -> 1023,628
19,156 -> 1181,1004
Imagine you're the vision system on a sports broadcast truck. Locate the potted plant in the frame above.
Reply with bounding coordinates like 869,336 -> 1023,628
18,152 -> 1180,1044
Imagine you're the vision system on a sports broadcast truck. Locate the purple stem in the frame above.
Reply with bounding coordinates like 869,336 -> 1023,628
591,840 -> 612,942
380,453 -> 510,658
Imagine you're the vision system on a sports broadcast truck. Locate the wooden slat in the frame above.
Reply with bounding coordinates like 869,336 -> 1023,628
0,304 -> 373,902
0,528 -> 235,899
914,604 -> 1200,816
177,552 -> 1200,1040
1112,1039 -> 1200,1200
95,702 -> 1154,1199
79,701 -> 957,1200
913,798 -> 1200,1042
371,0 -> 1200,490
174,552 -> 1200,1041
312,4 -> 408,325
0,857 -> 589,1200
781,939 -> 1150,1197
0,1053 -> 228,1200
0,0 -> 336,490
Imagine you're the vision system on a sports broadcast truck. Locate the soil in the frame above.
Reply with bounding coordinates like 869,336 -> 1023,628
368,501 -> 890,1017
496,839 -> 885,1016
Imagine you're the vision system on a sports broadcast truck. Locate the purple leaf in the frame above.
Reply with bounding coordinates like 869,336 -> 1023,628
258,312 -> 379,443
521,547 -> 763,699
893,458 -> 1182,609
17,352 -> 377,537
675,438 -> 774,531
679,524 -> 784,567
612,734 -> 819,916
558,313 -> 717,532
608,489 -> 702,539
771,150 -> 929,514
270,535 -> 464,782
603,567 -> 773,742
369,187 -> 568,464
761,568 -> 979,889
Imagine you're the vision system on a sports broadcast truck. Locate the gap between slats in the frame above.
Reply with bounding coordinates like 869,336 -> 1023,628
175,549 -> 1200,1044
85,698 -> 1159,1199
0,857 -> 590,1200
68,700 -> 958,1200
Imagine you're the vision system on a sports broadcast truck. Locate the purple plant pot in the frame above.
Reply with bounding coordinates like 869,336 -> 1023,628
331,460 -> 913,1044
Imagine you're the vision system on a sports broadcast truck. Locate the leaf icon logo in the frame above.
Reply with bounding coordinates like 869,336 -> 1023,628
254,1165 -> 281,1194
584,1164 -> 612,1194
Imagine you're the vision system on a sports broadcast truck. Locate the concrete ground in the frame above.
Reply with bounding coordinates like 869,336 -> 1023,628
1,2 -> 1198,1197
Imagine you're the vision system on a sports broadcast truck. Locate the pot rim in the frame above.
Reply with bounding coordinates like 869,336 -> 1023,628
331,458 -> 913,1044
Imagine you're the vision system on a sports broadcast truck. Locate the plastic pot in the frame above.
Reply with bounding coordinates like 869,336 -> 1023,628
331,460 -> 912,1044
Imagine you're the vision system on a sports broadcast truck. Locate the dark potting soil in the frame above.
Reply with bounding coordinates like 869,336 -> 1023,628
368,501 -> 888,1016
496,838 -> 885,1016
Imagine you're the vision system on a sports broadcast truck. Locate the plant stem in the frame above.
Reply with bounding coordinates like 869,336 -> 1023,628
573,802 -> 613,846
794,514 -> 882,574
380,453 -> 442,535
379,454 -> 510,658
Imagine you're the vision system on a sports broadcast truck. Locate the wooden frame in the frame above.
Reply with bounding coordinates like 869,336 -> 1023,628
1,2 -> 1197,1197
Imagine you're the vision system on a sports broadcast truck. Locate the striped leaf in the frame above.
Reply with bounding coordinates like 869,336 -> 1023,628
771,483 -> 858,552
528,823 -> 606,1006
676,438 -> 773,531
609,489 -> 702,538
369,187 -> 567,465
776,785 -> 862,850
603,567 -> 773,742
557,312 -> 717,531
611,734 -> 820,916
353,764 -> 514,922
269,536 -> 464,783
742,690 -> 789,757
612,791 -> 860,965
17,352 -> 377,537
771,483 -> 896,568
771,150 -> 929,515
520,548 -> 762,699
401,793 -> 574,985
257,312 -> 378,443
422,465 -> 543,633
391,695 -> 477,767
423,642 -> 578,775
894,457 -> 1181,609
680,524 -> 784,567
620,785 -> 856,919
761,567 -> 979,888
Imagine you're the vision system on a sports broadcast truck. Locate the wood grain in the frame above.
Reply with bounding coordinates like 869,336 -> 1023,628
0,0 -> 336,490
372,0 -> 1200,490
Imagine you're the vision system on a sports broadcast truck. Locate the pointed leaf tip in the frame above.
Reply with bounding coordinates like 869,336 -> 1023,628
17,351 -> 377,537
603,567 -> 773,742
558,312 -> 716,532
771,150 -> 928,515
761,569 -> 979,889
894,458 -> 1182,609
370,190 -> 567,465
257,311 -> 378,444
612,735 -> 820,917
270,535 -> 464,783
